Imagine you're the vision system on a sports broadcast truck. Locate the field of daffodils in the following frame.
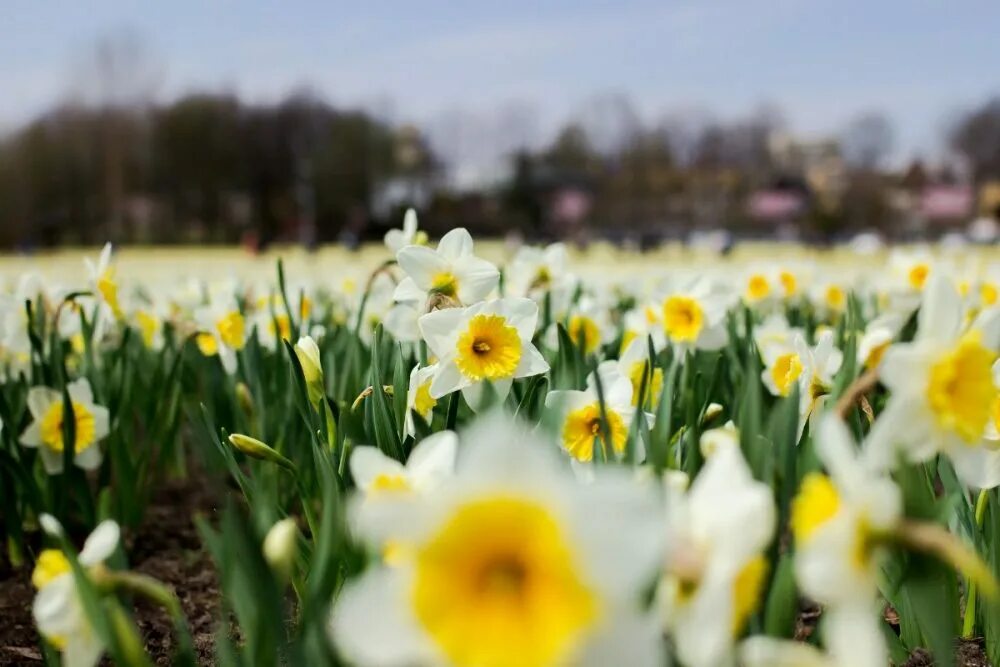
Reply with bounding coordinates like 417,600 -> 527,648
3,211 -> 1000,667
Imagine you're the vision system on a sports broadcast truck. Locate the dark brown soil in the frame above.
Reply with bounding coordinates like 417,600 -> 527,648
0,476 -> 222,666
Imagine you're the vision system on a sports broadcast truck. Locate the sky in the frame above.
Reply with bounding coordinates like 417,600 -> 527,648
2,0 -> 999,168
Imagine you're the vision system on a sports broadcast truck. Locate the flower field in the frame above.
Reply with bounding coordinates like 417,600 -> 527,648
4,215 -> 1000,666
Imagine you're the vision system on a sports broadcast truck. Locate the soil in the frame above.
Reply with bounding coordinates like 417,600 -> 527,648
0,477 -> 222,666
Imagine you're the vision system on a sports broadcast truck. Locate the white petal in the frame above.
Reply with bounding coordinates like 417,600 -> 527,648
20,421 -> 42,447
329,567 -> 436,667
39,447 -> 65,475
391,277 -> 426,304
435,227 -> 473,260
33,576 -> 79,637
740,637 -> 829,667
89,405 -> 110,442
397,246 -> 448,291
825,603 -> 888,667
350,446 -> 404,490
73,444 -> 103,471
454,256 -> 500,304
418,308 -> 465,359
407,431 -> 458,490
950,445 -> 1000,490
67,378 -> 94,405
577,607 -> 664,667
79,521 -> 120,565
64,629 -> 105,667
513,342 -> 550,379
429,361 -> 465,399
500,297 -> 540,340
27,387 -> 60,418
918,274 -> 961,343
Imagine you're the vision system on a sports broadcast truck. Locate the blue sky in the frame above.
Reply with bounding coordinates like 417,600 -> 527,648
2,0 -> 998,163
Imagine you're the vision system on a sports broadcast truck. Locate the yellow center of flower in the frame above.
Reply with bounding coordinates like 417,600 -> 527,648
746,274 -> 770,301
216,311 -> 246,350
561,403 -> 628,462
432,272 -> 459,298
97,269 -> 122,318
300,296 -> 313,319
731,554 -> 769,635
779,271 -> 797,297
825,285 -> 846,310
983,283 -> 999,306
32,549 -> 71,589
864,340 -> 890,369
370,473 -> 412,494
455,314 -> 522,381
136,310 -> 159,348
269,314 -> 292,343
926,331 -> 997,442
791,473 -> 840,545
414,379 -> 437,417
568,315 -> 600,354
39,400 -> 97,454
196,332 -> 219,356
411,496 -> 599,667
628,360 -> 663,408
908,263 -> 930,290
771,352 -> 803,396
663,296 -> 704,343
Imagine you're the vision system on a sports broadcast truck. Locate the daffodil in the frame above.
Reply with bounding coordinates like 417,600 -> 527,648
395,227 -> 499,307
545,296 -> 614,356
545,363 -> 642,463
760,331 -> 842,431
418,297 -> 549,410
616,337 -> 664,409
657,442 -> 775,667
506,242 -> 574,301
331,413 -> 664,667
404,363 -> 439,437
384,208 -> 427,253
790,415 -> 901,667
32,517 -> 120,666
659,279 -> 732,351
194,294 -> 247,374
621,301 -> 666,353
856,312 -> 905,370
84,242 -> 123,320
867,275 -> 1000,487
20,378 -> 109,474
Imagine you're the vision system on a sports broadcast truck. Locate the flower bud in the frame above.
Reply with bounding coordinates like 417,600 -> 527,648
228,434 -> 296,472
235,382 -> 255,417
263,518 -> 299,582
294,336 -> 324,406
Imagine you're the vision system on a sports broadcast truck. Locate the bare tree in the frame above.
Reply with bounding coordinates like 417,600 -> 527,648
950,98 -> 1000,183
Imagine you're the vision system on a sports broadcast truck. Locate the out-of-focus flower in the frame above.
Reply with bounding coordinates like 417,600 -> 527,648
404,364 -> 438,437
760,331 -> 842,430
32,517 -> 120,666
616,337 -> 664,409
867,275 -> 1000,487
659,279 -> 732,351
332,413 -> 664,667
384,208 -> 427,254
195,294 -> 246,374
395,228 -> 499,308
294,335 -> 324,406
84,243 -> 123,320
263,518 -> 299,582
418,298 -> 549,410
658,443 -> 775,667
856,312 -> 905,370
20,379 -> 109,475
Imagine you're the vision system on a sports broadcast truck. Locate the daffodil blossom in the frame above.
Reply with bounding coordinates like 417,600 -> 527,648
856,311 -> 905,370
84,242 -> 123,320
760,330 -> 842,432
395,227 -> 499,308
545,363 -> 643,464
384,208 -> 426,254
194,294 -> 247,374
790,416 -> 901,667
505,242 -> 574,301
659,279 -> 732,351
616,337 -> 664,409
658,443 -> 775,667
20,378 -> 109,474
32,518 -> 120,667
867,274 -> 1000,487
332,413 -> 665,667
418,297 -> 549,410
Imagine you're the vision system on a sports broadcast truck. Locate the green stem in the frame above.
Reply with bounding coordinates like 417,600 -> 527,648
963,489 -> 990,639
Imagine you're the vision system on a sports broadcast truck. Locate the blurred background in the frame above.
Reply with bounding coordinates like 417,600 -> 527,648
2,1 -> 1000,251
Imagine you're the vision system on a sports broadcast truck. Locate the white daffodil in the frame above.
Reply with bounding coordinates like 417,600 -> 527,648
194,294 -> 246,374
505,242 -> 574,301
657,443 -> 775,667
790,416 -> 901,667
418,297 -> 549,410
32,518 -> 120,666
250,295 -> 296,351
741,267 -> 778,308
699,420 -> 740,458
615,337 -> 664,410
545,363 -> 641,463
885,248 -> 936,313
395,227 -> 499,308
353,271 -> 398,345
20,378 -> 109,475
760,331 -> 842,430
811,280 -> 849,318
753,313 -> 802,362
130,305 -> 165,351
740,636 -> 832,667
84,242 -> 123,321
404,364 -> 439,437
384,208 -> 427,254
867,275 -> 1000,487
350,430 -> 458,502
331,413 -> 665,667
659,279 -> 732,351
